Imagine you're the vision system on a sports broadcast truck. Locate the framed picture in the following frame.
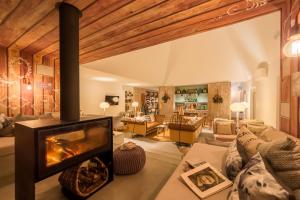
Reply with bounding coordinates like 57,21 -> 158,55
105,96 -> 119,105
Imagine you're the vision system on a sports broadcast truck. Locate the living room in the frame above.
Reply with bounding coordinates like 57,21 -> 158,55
0,1 -> 299,200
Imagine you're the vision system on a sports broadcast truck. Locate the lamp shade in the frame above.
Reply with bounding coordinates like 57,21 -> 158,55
131,101 -> 139,108
99,102 -> 110,109
283,33 -> 300,57
230,102 -> 248,112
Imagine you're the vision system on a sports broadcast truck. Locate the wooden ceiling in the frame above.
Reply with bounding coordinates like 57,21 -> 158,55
0,0 -> 288,64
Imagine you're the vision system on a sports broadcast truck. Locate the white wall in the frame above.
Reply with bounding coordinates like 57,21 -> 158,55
82,12 -> 281,127
80,67 -> 127,117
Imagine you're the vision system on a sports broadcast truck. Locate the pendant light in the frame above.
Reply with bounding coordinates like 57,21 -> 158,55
283,0 -> 300,57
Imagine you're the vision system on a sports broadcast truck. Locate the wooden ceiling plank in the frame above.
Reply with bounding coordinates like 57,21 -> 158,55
78,0 -> 210,50
79,0 -> 241,56
0,0 -> 61,47
35,0 -> 167,57
16,0 -> 97,52
13,0 -> 96,50
80,0 -> 285,63
0,0 -> 21,25
43,0 -> 220,59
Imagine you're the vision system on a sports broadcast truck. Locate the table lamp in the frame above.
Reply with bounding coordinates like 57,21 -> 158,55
99,102 -> 110,115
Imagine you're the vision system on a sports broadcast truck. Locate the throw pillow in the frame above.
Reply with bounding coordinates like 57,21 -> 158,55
236,127 -> 265,160
259,127 -> 288,142
225,140 -> 243,180
247,124 -> 268,136
228,153 -> 289,200
216,121 -> 233,135
149,114 -> 155,122
257,137 -> 300,190
143,115 -> 151,122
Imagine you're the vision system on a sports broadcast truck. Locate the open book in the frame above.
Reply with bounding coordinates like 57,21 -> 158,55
181,162 -> 232,199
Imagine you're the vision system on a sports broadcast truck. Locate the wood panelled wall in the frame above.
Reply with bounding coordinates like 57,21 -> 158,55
0,46 -> 59,117
280,0 -> 300,137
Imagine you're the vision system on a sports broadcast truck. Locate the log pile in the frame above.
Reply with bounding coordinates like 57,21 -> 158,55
59,157 -> 109,198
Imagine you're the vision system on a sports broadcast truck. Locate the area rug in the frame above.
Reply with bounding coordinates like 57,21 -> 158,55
0,138 -> 182,200
145,130 -> 171,142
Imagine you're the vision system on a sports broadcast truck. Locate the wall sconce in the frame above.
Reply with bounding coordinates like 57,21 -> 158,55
255,62 -> 268,81
292,71 -> 300,96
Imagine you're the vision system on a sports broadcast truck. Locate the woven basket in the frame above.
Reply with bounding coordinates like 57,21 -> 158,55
59,157 -> 109,198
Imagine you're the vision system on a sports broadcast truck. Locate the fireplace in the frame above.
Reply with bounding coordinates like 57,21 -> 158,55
15,117 -> 113,200
15,3 -> 114,200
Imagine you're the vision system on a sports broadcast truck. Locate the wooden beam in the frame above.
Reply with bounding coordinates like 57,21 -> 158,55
80,0 -> 285,63
0,0 -> 61,47
34,0 -> 167,57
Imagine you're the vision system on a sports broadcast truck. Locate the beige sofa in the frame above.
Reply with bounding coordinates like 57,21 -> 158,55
0,137 -> 14,179
156,143 -> 229,200
156,122 -> 299,200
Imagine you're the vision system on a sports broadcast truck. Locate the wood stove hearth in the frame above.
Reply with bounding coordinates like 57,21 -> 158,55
15,2 -> 114,200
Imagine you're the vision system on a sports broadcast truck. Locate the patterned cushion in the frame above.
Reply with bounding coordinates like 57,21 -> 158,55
228,153 -> 289,200
225,140 -> 243,180
236,127 -> 265,160
257,137 -> 300,190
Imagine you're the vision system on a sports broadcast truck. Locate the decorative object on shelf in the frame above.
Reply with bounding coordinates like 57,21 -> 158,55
227,0 -> 267,16
292,72 -> 300,96
131,101 -> 139,116
212,90 -> 223,104
99,102 -> 110,115
230,102 -> 248,127
161,91 -> 170,103
176,89 -> 181,94
283,0 -> 300,57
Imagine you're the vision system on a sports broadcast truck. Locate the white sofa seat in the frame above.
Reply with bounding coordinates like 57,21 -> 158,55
155,143 -> 230,200
0,137 -> 15,178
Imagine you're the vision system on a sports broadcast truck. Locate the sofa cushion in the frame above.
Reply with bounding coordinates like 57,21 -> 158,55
259,127 -> 288,142
257,137 -> 300,190
216,121 -> 234,135
225,140 -> 243,180
228,153 -> 289,200
0,137 -> 14,156
147,122 -> 159,129
247,124 -> 268,135
236,127 -> 265,160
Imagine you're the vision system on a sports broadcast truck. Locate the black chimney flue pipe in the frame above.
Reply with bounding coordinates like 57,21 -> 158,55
58,3 -> 82,121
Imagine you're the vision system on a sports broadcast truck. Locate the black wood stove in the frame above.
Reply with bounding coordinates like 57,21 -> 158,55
15,3 -> 113,200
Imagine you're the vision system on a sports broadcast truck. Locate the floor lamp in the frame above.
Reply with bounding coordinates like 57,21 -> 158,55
99,102 -> 110,115
132,101 -> 139,117
230,102 -> 248,128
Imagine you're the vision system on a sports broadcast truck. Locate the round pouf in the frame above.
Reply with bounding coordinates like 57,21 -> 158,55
113,145 -> 146,175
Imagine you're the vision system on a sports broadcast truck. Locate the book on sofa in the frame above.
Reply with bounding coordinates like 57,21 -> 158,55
181,162 -> 232,199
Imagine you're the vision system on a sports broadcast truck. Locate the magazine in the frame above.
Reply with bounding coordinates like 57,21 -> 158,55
181,162 -> 232,199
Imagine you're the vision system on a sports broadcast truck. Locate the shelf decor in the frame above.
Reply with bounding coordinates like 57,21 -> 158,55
213,90 -> 223,104
162,91 -> 170,103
